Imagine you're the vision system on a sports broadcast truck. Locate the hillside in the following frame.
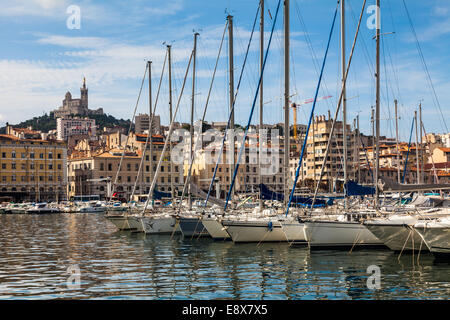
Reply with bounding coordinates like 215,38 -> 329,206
0,113 -> 133,134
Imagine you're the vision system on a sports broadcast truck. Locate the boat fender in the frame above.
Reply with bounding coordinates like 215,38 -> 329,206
268,221 -> 273,232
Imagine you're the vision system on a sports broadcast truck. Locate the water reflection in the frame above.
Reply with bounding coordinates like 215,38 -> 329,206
0,214 -> 448,299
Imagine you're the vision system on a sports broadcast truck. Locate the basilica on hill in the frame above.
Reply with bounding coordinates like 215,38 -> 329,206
52,78 -> 104,118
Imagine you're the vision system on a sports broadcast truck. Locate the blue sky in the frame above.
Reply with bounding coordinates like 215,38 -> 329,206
0,0 -> 449,140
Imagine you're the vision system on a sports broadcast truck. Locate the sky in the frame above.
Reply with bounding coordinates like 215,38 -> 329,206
0,0 -> 449,141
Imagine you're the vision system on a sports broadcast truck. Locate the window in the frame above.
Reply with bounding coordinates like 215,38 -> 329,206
146,165 -> 149,172
108,164 -> 112,171
175,166 -> 179,172
2,176 -> 6,182
127,164 -> 131,171
58,176 -> 62,182
1,164 -> 5,169
49,152 -> 53,159
48,164 -> 53,170
1,152 -> 5,158
57,164 -> 61,170
57,153 -> 61,159
11,151 -> 16,158
161,166 -> 164,172
100,163 -> 104,171
30,163 -> 35,170
30,175 -> 35,182
21,153 -> 26,158
40,153 -> 44,159
21,164 -> 26,170
135,164 -> 139,171
11,163 -> 16,169
12,175 -> 16,182
40,164 -> 44,170
127,176 -> 131,182
30,152 -> 35,159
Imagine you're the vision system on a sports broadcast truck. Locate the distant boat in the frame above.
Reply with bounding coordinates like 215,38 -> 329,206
27,203 -> 60,214
78,201 -> 106,213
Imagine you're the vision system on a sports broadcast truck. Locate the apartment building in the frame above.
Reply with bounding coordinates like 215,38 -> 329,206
0,133 -> 67,202
68,134 -> 184,201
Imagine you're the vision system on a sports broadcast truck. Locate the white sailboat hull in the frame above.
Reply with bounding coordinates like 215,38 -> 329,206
364,223 -> 425,252
305,220 -> 385,249
280,220 -> 308,244
202,218 -> 230,240
415,222 -> 450,258
105,215 -> 135,231
222,220 -> 287,243
126,216 -> 145,232
141,216 -> 180,234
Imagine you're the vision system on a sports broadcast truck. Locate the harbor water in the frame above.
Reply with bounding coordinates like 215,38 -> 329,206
0,213 -> 449,300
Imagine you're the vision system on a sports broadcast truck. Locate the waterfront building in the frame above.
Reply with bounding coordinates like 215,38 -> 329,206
0,133 -> 67,202
67,134 -> 184,201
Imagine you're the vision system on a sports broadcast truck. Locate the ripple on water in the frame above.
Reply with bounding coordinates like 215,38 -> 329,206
0,213 -> 449,299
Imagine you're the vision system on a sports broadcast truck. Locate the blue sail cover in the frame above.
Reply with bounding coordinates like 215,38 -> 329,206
345,180 -> 375,196
259,184 -> 330,207
153,188 -> 172,200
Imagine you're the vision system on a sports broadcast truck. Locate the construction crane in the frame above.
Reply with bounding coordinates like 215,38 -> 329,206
291,95 -> 332,140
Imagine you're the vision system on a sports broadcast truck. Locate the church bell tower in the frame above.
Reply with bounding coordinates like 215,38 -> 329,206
80,77 -> 88,111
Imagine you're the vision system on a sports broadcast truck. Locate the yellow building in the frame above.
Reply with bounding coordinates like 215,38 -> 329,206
67,134 -> 184,201
0,133 -> 67,202
305,115 -> 355,190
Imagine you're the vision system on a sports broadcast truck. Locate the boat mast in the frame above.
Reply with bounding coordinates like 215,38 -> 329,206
189,32 -> 199,210
394,99 -> 400,183
415,110 -> 420,185
375,0 -> 381,207
341,0 -> 348,206
259,0 -> 264,211
168,45 -> 174,200
284,0 -> 290,205
357,114 -> 361,182
148,61 -> 153,201
419,102 -> 424,184
227,15 -> 235,201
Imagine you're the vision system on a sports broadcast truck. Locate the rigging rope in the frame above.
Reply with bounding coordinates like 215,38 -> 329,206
141,50 -> 194,214
309,0 -> 367,212
402,0 -> 448,132
285,1 -> 340,216
402,116 -> 415,184
224,0 -> 282,212
179,21 -> 228,206
130,51 -> 168,203
203,2 -> 261,209
110,64 -> 148,201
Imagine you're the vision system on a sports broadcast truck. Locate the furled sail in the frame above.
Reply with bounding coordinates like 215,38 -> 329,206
378,177 -> 450,193
344,180 -> 375,196
259,184 -> 330,207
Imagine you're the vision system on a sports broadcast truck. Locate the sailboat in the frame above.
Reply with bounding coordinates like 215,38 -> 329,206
414,216 -> 450,259
286,0 -> 387,250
